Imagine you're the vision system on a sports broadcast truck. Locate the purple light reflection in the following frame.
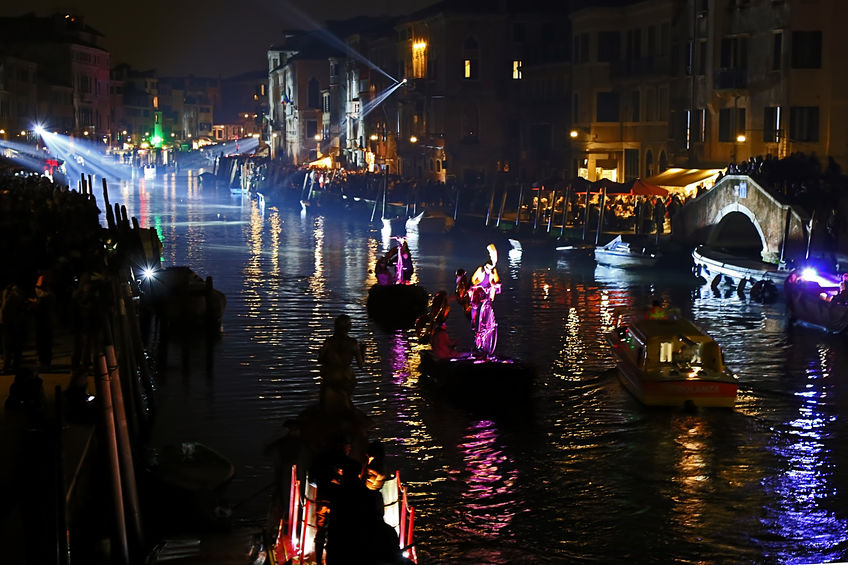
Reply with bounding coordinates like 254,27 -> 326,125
390,331 -> 412,386
453,419 -> 521,539
760,348 -> 848,564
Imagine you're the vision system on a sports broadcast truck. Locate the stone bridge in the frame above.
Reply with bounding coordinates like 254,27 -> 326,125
671,174 -> 811,264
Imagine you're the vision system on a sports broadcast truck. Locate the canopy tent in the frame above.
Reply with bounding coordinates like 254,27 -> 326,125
564,177 -> 660,196
642,168 -> 723,195
307,156 -> 333,168
630,179 -> 668,197
563,177 -> 631,194
594,178 -> 631,194
562,177 -> 594,193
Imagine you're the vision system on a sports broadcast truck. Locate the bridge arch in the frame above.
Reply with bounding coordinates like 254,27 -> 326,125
709,203 -> 768,257
671,175 -> 811,264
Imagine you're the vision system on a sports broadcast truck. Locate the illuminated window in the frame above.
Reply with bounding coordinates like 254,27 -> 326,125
660,342 -> 673,363
464,59 -> 478,79
512,60 -> 523,80
412,40 -> 427,79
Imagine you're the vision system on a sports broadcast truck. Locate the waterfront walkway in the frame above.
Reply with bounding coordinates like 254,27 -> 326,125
1,330 -> 265,564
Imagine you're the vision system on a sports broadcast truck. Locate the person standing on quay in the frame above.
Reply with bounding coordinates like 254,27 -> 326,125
1,283 -> 27,374
34,274 -> 56,371
653,196 -> 667,241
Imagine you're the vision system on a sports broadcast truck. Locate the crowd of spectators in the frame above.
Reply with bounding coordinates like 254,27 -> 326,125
0,169 -> 107,374
724,151 -> 846,213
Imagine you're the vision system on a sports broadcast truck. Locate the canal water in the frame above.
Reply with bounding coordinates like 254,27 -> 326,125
104,172 -> 848,564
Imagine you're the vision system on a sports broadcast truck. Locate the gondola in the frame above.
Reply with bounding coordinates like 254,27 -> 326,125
264,404 -> 417,565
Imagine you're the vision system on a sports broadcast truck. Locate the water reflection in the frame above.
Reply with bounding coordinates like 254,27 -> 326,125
454,420 -> 520,539
89,174 -> 848,563
762,342 -> 848,564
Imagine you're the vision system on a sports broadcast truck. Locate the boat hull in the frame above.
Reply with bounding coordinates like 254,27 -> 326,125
418,350 -> 536,403
785,272 -> 848,333
612,355 -> 737,408
595,250 -> 659,268
594,235 -> 659,268
692,245 -> 790,287
605,315 -> 738,408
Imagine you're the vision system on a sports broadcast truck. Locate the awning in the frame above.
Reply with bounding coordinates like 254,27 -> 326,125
307,156 -> 333,168
630,179 -> 668,197
643,168 -> 723,189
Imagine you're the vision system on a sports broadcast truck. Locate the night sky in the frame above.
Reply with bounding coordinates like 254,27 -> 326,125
0,0 -> 438,77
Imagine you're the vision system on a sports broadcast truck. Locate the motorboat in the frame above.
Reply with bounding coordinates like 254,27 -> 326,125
145,441 -> 235,493
594,235 -> 660,268
138,265 -> 226,334
605,309 -> 738,408
784,267 -> 848,333
143,441 -> 236,528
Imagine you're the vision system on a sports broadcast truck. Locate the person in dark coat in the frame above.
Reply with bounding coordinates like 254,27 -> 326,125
2,283 -> 27,374
34,275 -> 56,371
653,197 -> 667,236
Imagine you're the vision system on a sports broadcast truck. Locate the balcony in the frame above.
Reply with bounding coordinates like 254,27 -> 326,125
714,68 -> 747,90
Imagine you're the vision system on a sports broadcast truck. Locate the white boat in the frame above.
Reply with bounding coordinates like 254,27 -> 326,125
594,235 -> 660,268
691,245 -> 790,288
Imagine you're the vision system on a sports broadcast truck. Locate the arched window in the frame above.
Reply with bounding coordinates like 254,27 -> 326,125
645,150 -> 654,177
463,37 -> 479,79
659,151 -> 668,172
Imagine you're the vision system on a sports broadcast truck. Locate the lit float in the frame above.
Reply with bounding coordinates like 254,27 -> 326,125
366,237 -> 428,331
605,309 -> 738,408
784,266 -> 848,333
416,275 -> 536,407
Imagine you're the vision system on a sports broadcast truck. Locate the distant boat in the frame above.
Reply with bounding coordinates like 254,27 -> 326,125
594,235 -> 660,268
784,267 -> 848,333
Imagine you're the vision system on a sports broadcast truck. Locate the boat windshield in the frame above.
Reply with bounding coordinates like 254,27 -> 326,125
658,337 -> 721,371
